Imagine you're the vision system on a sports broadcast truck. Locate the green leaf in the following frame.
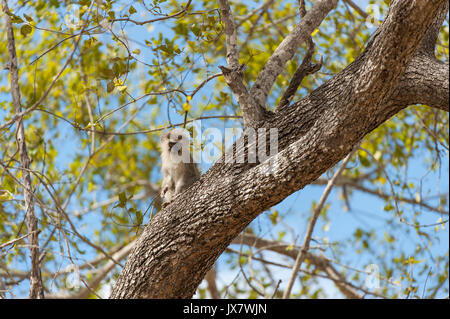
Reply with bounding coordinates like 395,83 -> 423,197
118,191 -> 127,204
20,25 -> 33,37
23,14 -> 34,22
5,10 -> 24,23
107,81 -> 115,93
129,5 -> 137,15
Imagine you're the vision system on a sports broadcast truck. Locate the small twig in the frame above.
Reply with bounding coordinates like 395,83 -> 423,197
249,0 -> 336,113
343,0 -> 368,19
276,0 -> 323,111
271,279 -> 282,298
190,73 -> 223,98
0,230 -> 41,250
35,108 -> 241,135
276,42 -> 322,111
282,147 -> 357,298
411,108 -> 449,151
111,1 -> 192,26
236,0 -> 276,27
0,2 -> 92,133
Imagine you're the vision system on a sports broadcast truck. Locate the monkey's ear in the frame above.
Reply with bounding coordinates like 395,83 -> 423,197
160,131 -> 169,142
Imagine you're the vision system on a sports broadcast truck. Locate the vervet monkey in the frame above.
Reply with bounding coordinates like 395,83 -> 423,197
160,128 -> 200,206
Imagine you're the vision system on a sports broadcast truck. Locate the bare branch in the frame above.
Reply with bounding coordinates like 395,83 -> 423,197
74,242 -> 134,299
204,266 -> 220,299
0,230 -> 41,250
236,0 -> 276,27
232,233 -> 362,299
218,0 -> 240,70
283,148 -> 357,298
112,1 -> 192,26
343,0 -> 368,19
2,0 -> 44,299
276,0 -> 324,111
312,177 -> 449,216
249,0 -> 337,110
218,0 -> 266,127
0,2 -> 92,133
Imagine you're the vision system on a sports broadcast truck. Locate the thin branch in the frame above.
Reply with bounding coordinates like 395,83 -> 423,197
29,25 -> 100,65
249,0 -> 337,111
218,0 -> 265,127
0,230 -> 41,250
34,108 -> 241,136
2,0 -> 44,299
218,0 -> 240,69
231,233 -> 362,298
236,0 -> 276,27
276,41 -> 322,111
411,108 -> 449,151
204,266 -> 221,299
0,2 -> 92,133
254,14 -> 297,33
111,1 -> 192,26
343,0 -> 368,19
72,242 -> 134,299
282,147 -> 357,298
312,177 -> 449,216
276,1 -> 323,111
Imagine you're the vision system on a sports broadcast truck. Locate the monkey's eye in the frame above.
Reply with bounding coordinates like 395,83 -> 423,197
177,135 -> 182,140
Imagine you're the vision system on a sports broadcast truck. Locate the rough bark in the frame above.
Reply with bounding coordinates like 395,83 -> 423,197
110,0 -> 448,299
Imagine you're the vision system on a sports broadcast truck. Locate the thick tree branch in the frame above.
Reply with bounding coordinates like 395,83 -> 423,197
110,0 -> 446,299
392,53 -> 449,113
417,1 -> 449,57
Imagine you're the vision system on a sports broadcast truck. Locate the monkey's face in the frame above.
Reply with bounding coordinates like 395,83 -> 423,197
167,133 -> 184,151
161,129 -> 191,156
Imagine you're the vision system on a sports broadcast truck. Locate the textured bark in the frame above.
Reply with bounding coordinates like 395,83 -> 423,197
110,0 -> 448,299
